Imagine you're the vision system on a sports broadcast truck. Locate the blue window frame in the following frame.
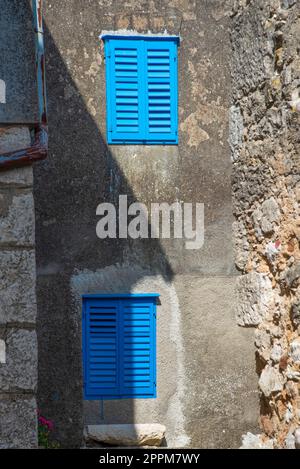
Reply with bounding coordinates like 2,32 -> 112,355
82,293 -> 158,400
102,35 -> 179,145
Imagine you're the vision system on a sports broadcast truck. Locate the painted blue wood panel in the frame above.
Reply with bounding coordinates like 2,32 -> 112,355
104,36 -> 179,145
82,294 -> 158,400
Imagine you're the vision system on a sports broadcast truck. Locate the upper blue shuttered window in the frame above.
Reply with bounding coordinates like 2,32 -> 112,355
102,35 -> 179,145
82,293 -> 158,400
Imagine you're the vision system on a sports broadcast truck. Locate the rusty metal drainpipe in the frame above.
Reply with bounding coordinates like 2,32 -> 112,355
0,0 -> 48,170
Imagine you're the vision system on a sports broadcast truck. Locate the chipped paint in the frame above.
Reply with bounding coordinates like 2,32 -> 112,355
180,99 -> 227,148
87,98 -> 97,117
180,112 -> 209,148
132,15 -> 149,30
85,61 -> 100,80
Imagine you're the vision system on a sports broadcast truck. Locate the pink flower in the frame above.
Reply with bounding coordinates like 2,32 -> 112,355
38,413 -> 54,431
46,419 -> 54,431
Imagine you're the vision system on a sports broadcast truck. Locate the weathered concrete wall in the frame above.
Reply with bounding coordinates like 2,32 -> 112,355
34,0 -> 259,448
0,0 -> 38,123
0,127 -> 37,448
231,0 -> 300,449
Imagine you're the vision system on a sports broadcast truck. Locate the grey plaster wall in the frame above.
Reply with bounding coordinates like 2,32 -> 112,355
0,127 -> 37,448
0,0 -> 38,123
34,0 -> 259,448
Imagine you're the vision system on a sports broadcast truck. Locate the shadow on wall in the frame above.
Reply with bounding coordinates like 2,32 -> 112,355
34,22 -> 174,448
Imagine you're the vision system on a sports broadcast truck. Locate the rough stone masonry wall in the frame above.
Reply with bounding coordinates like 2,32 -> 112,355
231,0 -> 300,449
0,127 -> 37,448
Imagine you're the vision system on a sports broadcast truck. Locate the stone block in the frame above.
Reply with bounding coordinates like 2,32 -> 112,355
0,250 -> 36,324
0,397 -> 37,448
0,127 -> 31,154
0,166 -> 33,187
292,298 -> 300,326
85,423 -> 166,447
261,197 -> 280,234
0,338 -> 5,363
290,338 -> 300,364
283,262 -> 300,289
232,220 -> 249,270
295,428 -> 300,449
0,191 -> 34,246
259,365 -> 285,397
229,104 -> 243,162
235,272 -> 273,326
255,328 -> 272,361
0,329 -> 37,392
240,432 -> 274,449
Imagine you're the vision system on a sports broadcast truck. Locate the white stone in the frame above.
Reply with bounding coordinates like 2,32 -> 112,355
0,79 -> 5,103
85,424 -> 166,447
286,366 -> 300,382
268,325 -> 283,339
255,328 -> 271,361
0,193 -> 34,246
261,197 -> 280,224
252,198 -> 280,236
270,343 -> 282,363
240,432 -> 274,449
232,220 -> 250,270
265,241 -> 281,263
0,339 -> 5,363
285,431 -> 295,449
290,338 -> 300,364
295,428 -> 300,449
259,365 -> 285,397
284,403 -> 293,423
229,104 -> 244,162
235,272 -> 273,326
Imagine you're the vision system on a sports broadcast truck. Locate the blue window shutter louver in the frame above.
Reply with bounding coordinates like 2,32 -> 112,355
144,40 -> 178,143
105,39 -> 145,143
104,36 -> 179,144
120,299 -> 156,397
82,294 -> 158,400
83,299 -> 120,398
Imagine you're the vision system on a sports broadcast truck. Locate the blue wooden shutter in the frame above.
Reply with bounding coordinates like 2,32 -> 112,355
120,298 -> 156,397
144,40 -> 178,144
83,299 -> 119,399
83,294 -> 157,400
104,36 -> 178,144
105,39 -> 144,144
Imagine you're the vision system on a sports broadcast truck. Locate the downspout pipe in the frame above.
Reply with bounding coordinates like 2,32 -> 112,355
0,0 -> 48,170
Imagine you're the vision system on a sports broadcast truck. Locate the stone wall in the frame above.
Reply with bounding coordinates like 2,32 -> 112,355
0,127 -> 37,448
231,0 -> 300,449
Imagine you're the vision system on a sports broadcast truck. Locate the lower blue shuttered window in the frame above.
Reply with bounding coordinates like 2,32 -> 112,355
82,293 -> 158,400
